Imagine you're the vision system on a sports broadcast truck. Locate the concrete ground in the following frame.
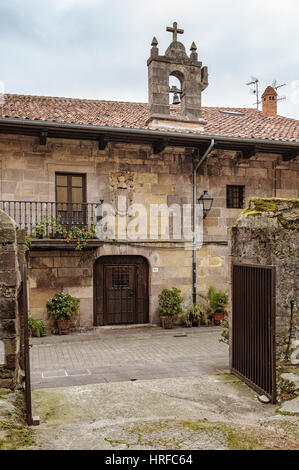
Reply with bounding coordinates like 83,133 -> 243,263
29,326 -> 299,450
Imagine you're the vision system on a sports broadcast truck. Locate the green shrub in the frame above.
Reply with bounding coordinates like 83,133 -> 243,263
208,286 -> 228,313
158,288 -> 184,324
46,293 -> 80,321
186,305 -> 205,320
180,312 -> 192,327
219,317 -> 229,344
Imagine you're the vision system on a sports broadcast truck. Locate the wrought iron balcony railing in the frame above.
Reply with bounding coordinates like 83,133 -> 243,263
0,200 -> 103,237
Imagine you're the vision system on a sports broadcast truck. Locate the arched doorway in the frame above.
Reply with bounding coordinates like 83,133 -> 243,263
94,255 -> 149,326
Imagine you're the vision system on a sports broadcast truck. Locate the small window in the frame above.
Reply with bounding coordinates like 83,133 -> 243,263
226,185 -> 244,209
112,266 -> 129,289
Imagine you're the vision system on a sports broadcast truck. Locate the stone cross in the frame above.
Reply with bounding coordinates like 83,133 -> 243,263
166,22 -> 184,42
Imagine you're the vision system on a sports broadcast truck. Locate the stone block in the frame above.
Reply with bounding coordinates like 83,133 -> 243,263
208,256 -> 225,267
29,289 -> 57,308
151,184 -> 173,195
30,307 -> 48,322
0,270 -> 18,286
53,256 -> 81,268
0,299 -> 17,319
78,298 -> 93,326
0,319 -> 16,338
29,256 -> 54,268
203,218 -> 219,228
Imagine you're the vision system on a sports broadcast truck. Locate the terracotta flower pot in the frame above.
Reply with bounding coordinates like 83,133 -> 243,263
212,312 -> 225,325
57,319 -> 71,335
160,315 -> 173,329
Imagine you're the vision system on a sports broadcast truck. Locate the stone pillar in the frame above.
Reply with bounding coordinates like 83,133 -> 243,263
0,210 -> 26,389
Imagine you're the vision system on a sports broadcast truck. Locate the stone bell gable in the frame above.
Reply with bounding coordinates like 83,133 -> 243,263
147,22 -> 208,131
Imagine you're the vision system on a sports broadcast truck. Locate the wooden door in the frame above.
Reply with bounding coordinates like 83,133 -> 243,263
94,256 -> 149,326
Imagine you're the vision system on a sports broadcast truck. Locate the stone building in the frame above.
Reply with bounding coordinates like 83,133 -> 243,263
0,23 -> 298,329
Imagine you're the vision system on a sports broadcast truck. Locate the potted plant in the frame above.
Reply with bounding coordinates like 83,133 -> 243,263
28,317 -> 46,337
207,286 -> 228,325
158,287 -> 184,329
33,217 -> 47,239
47,292 -> 80,335
180,311 -> 192,327
66,225 -> 97,250
186,305 -> 205,327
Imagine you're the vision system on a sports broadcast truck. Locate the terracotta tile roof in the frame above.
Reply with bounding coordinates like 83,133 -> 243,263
1,93 -> 298,143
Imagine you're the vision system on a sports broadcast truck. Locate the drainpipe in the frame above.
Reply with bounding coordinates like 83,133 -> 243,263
193,139 -> 215,305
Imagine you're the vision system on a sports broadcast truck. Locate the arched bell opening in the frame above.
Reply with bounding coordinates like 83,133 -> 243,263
169,71 -> 185,109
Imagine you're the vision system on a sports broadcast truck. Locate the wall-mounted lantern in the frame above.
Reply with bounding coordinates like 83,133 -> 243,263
198,190 -> 213,218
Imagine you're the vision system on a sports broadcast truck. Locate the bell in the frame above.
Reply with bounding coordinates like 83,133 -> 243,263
172,93 -> 180,105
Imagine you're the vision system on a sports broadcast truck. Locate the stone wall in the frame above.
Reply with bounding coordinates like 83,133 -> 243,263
0,210 -> 26,389
0,134 -> 298,327
229,198 -> 299,360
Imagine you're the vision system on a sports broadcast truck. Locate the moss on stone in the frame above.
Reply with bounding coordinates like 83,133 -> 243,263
182,420 -> 264,450
245,211 -> 263,219
240,198 -> 299,230
248,197 -> 299,214
230,222 -> 239,231
0,391 -> 35,450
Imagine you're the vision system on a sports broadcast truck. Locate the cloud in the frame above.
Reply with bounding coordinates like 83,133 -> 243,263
0,0 -> 298,118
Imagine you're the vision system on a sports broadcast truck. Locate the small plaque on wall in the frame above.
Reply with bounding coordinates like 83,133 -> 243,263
152,267 -> 159,273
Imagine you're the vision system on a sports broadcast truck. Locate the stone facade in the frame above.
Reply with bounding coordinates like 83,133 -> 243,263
0,133 -> 298,329
0,210 -> 26,388
229,198 -> 299,360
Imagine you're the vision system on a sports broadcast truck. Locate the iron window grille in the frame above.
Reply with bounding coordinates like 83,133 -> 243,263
226,185 -> 245,209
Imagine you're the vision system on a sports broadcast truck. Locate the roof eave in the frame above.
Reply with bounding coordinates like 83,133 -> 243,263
0,117 -> 298,160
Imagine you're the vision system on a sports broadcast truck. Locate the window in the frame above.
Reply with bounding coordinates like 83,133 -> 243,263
226,185 -> 244,209
112,266 -> 130,289
55,173 -> 86,228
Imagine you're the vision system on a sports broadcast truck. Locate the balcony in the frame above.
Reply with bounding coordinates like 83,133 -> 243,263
0,200 -> 103,249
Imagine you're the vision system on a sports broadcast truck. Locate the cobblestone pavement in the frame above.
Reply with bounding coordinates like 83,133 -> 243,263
30,326 -> 228,389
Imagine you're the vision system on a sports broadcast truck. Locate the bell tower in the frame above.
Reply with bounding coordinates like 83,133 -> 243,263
147,22 -> 208,131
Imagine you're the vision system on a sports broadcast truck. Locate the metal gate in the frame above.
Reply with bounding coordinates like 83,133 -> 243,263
232,264 -> 276,403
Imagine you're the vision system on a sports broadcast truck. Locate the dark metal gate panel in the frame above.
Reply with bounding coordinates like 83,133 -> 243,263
232,264 -> 276,403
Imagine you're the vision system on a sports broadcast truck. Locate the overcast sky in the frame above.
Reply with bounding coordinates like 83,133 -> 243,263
0,0 -> 298,119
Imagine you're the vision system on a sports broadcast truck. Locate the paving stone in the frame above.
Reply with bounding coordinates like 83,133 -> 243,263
30,327 -> 228,389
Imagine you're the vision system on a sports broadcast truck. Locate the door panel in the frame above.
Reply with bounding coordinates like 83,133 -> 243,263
94,255 -> 149,326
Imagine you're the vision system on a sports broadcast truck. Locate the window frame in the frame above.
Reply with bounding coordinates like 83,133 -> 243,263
226,185 -> 245,209
55,172 -> 87,229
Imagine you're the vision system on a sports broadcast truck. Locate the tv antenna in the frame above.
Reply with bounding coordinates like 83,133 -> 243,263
246,76 -> 260,109
272,79 -> 287,103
